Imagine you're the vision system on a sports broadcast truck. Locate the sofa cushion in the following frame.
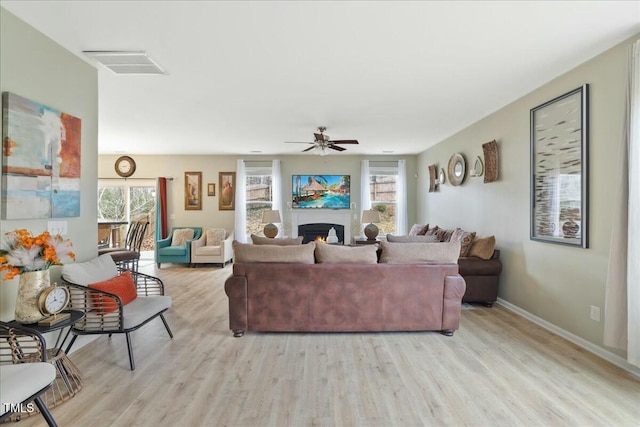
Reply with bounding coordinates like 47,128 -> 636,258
315,243 -> 378,264
88,271 -> 137,314
251,234 -> 303,245
467,235 -> 496,260
379,241 -> 461,264
234,241 -> 315,263
171,228 -> 194,246
450,229 -> 476,257
386,234 -> 439,243
206,228 -> 226,246
158,246 -> 187,256
195,245 -> 222,256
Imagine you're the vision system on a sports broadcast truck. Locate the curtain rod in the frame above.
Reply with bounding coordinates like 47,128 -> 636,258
98,177 -> 173,180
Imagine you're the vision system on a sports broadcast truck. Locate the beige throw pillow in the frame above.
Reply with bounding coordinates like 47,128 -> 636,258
408,224 -> 429,236
315,243 -> 378,264
206,229 -> 226,246
386,234 -> 439,243
171,228 -> 194,246
467,235 -> 496,260
379,241 -> 461,264
450,229 -> 476,257
250,234 -> 303,245
233,241 -> 316,263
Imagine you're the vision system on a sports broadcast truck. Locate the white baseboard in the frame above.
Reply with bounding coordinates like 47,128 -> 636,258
496,298 -> 640,379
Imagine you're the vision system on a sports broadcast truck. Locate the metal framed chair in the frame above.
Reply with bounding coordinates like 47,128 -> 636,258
99,219 -> 149,272
0,323 -> 58,426
61,254 -> 173,371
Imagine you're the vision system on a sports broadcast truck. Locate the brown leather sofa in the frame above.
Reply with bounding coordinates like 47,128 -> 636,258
225,262 -> 466,337
458,250 -> 502,306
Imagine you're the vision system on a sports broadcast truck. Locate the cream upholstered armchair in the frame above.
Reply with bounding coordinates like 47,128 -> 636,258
191,228 -> 233,267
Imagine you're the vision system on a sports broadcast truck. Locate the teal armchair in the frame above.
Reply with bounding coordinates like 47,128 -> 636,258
156,227 -> 202,268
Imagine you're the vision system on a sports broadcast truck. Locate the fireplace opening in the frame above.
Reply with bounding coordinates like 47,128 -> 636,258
298,223 -> 345,244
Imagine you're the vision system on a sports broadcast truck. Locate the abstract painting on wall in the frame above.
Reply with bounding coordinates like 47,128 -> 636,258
1,92 -> 81,219
530,84 -> 588,248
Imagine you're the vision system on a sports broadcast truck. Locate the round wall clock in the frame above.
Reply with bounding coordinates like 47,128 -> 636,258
115,155 -> 136,177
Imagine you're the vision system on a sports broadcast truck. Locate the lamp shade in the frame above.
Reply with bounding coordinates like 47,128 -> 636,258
361,210 -> 380,224
262,210 -> 281,224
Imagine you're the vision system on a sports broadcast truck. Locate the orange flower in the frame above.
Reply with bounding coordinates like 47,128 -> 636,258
0,229 -> 74,280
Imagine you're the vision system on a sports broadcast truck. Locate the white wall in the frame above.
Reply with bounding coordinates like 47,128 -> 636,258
417,34 -> 638,360
0,8 -> 99,320
98,154 -> 418,239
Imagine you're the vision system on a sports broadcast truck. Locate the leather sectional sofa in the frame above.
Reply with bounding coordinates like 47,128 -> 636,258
224,241 -> 467,337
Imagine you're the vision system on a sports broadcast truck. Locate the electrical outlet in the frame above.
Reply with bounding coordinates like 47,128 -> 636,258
47,220 -> 68,235
590,305 -> 601,322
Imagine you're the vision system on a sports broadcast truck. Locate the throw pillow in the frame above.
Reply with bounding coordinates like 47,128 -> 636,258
425,225 -> 440,236
315,243 -> 378,264
206,229 -> 226,246
62,254 -> 119,286
250,234 -> 303,246
386,234 -> 439,243
417,225 -> 430,235
233,241 -> 315,263
450,229 -> 477,257
171,228 -> 194,246
379,241 -> 461,264
467,235 -> 496,260
88,270 -> 137,314
408,224 -> 429,236
435,228 -> 456,242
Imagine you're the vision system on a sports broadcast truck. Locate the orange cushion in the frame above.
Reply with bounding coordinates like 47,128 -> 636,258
88,271 -> 137,314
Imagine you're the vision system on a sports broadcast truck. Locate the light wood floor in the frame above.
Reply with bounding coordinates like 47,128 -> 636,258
16,263 -> 640,427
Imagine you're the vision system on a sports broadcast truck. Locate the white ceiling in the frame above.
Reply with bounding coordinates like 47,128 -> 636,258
2,1 -> 639,156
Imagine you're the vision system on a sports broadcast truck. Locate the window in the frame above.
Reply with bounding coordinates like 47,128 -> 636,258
369,162 -> 398,235
244,165 -> 273,237
98,179 -> 156,250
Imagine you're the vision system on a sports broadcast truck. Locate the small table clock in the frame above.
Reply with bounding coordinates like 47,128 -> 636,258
37,283 -> 71,326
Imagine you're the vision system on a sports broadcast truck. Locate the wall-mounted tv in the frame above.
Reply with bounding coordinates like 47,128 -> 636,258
292,175 -> 350,209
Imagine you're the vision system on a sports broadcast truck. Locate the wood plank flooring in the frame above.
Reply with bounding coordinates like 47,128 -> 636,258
14,263 -> 640,427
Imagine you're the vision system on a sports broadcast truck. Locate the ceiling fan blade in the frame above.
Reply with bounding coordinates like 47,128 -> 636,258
302,146 -> 316,152
284,141 -> 314,144
328,144 -> 346,151
328,139 -> 359,144
313,133 -> 325,142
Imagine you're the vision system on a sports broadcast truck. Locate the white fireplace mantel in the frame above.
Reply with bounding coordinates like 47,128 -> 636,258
291,210 -> 354,244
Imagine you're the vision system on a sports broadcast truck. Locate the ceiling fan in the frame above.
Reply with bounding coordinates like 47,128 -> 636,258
285,126 -> 359,155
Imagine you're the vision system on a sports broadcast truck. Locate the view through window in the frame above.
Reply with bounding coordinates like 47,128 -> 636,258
245,166 -> 273,237
98,180 -> 156,251
369,163 -> 398,235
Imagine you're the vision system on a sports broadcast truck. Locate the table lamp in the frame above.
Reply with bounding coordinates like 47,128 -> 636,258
362,209 -> 381,241
262,210 -> 281,238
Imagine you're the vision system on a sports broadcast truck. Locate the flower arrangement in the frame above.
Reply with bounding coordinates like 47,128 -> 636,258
0,229 -> 75,280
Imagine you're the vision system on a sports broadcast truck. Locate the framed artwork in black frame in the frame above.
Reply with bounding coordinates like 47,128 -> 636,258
530,84 -> 589,248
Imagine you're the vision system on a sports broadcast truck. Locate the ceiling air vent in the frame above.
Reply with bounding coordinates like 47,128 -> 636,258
82,51 -> 165,75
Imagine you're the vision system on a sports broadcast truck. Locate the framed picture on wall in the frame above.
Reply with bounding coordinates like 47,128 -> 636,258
219,172 -> 236,210
530,84 -> 589,248
185,171 -> 202,210
207,183 -> 216,196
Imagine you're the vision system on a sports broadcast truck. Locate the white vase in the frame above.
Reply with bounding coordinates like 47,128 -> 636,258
14,270 -> 50,324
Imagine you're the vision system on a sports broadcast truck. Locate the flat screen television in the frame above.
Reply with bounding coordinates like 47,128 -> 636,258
292,175 -> 350,209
